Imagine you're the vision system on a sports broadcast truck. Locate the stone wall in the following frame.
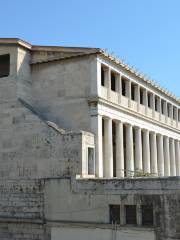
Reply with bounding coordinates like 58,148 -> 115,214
0,179 -> 47,240
31,55 -> 97,131
44,177 -> 180,240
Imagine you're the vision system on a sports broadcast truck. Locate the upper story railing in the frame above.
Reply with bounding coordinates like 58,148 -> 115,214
100,64 -> 180,130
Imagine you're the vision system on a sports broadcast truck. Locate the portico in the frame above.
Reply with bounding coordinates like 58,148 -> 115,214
93,114 -> 180,178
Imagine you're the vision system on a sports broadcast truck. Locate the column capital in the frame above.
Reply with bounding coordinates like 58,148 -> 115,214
157,133 -> 162,137
113,119 -> 123,124
134,125 -> 141,130
142,128 -> 149,133
103,116 -> 112,121
149,130 -> 156,135
125,122 -> 133,127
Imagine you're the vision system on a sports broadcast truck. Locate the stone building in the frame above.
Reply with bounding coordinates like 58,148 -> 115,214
0,38 -> 180,239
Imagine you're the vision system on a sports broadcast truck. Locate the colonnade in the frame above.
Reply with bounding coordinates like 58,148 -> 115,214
100,116 -> 180,178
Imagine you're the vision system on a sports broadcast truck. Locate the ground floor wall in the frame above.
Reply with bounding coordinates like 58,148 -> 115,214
0,178 -> 179,239
0,222 -> 47,240
51,225 -> 155,240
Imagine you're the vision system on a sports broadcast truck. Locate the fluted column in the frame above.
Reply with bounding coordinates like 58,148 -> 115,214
116,121 -> 124,177
157,134 -> 164,176
104,117 -> 113,178
134,127 -> 143,172
142,129 -> 150,173
169,138 -> 176,176
150,132 -> 158,176
175,140 -> 180,176
164,136 -> 170,176
126,124 -> 134,177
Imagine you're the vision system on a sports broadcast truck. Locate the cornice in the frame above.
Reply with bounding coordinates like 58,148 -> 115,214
88,96 -> 180,135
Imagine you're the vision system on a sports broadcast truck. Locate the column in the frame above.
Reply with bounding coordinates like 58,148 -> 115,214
127,80 -> 131,108
164,101 -> 168,123
175,108 -> 178,128
118,74 -> 122,104
164,136 -> 170,176
150,132 -> 158,176
126,124 -> 134,177
159,98 -> 162,121
175,140 -> 180,176
151,93 -> 155,118
107,68 -> 111,99
104,117 -> 113,178
142,129 -> 150,173
134,127 -> 143,173
169,138 -> 176,176
136,85 -> 140,112
169,104 -> 173,125
91,115 -> 103,177
116,121 -> 124,177
157,134 -> 164,176
143,89 -> 148,114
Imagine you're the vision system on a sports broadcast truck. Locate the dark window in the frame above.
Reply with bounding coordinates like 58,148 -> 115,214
121,78 -> 126,96
161,101 -> 165,115
125,205 -> 137,224
140,88 -> 143,105
178,110 -> 180,122
142,205 -> 153,226
131,84 -> 136,101
155,97 -> 158,111
111,72 -> 116,91
0,54 -> 10,78
109,205 -> 120,224
167,104 -> 170,117
101,67 -> 105,86
148,92 -> 151,108
88,148 -> 95,175
173,107 -> 176,120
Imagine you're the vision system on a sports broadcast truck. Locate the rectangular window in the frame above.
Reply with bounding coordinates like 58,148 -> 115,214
125,205 -> 137,224
121,78 -> 126,96
167,104 -> 170,117
148,92 -> 151,108
131,84 -> 136,101
155,97 -> 158,111
109,205 -> 120,224
0,54 -> 10,78
161,100 -> 165,115
111,72 -> 116,91
101,67 -> 105,86
140,88 -> 143,105
88,147 -> 95,175
142,205 -> 153,226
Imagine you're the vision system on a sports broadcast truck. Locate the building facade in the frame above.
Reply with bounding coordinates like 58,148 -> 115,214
0,38 -> 180,240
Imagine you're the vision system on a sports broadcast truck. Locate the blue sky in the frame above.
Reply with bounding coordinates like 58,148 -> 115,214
1,0 -> 180,97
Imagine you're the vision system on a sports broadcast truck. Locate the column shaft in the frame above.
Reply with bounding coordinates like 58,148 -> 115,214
175,140 -> 180,176
164,136 -> 170,176
143,130 -> 150,173
104,118 -> 113,177
126,124 -> 134,177
170,138 -> 176,176
150,132 -> 158,176
157,134 -> 164,176
116,121 -> 124,177
134,127 -> 143,172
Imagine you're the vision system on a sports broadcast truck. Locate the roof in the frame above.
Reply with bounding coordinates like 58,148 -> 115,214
0,38 -> 179,104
